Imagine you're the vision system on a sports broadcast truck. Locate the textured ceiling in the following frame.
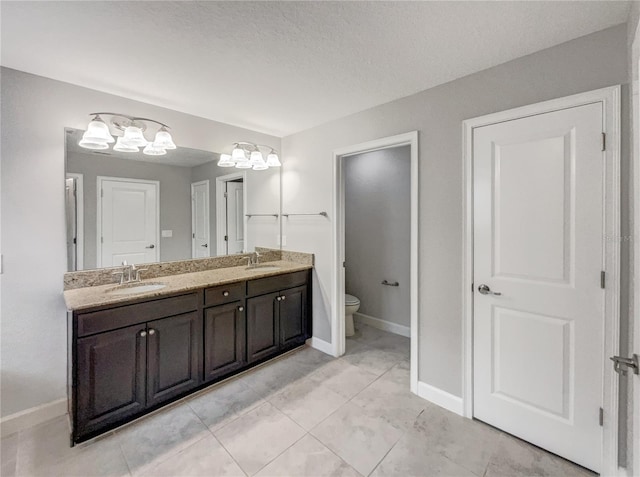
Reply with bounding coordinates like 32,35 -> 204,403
1,1 -> 630,137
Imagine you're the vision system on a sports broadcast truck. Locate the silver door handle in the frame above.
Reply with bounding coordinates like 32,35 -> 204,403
146,244 -> 155,249
610,354 -> 639,375
201,244 -> 208,248
478,284 -> 501,296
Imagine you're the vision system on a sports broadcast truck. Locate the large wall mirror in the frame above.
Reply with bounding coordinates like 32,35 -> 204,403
64,128 -> 281,271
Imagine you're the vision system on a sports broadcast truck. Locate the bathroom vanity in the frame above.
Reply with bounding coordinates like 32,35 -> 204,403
64,260 -> 312,444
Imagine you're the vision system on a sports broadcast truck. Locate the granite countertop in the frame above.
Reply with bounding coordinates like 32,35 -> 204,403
63,260 -> 312,312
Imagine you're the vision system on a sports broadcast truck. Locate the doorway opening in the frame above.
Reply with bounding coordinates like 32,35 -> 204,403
65,173 -> 84,271
333,131 -> 419,393
216,172 -> 247,256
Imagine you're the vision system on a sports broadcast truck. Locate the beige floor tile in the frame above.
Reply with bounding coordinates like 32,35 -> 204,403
2,433 -> 19,477
341,345 -> 405,377
15,416 -> 76,475
188,378 -> 264,431
255,434 -> 361,477
307,359 -> 379,400
140,434 -> 245,477
117,403 -> 210,475
214,402 -> 306,475
269,376 -> 348,430
311,402 -> 403,477
40,436 -> 130,477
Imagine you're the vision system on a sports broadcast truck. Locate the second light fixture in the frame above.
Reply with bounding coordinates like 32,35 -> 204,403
218,142 -> 281,170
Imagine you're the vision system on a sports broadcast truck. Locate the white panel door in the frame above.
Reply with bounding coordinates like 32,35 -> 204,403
100,178 -> 158,267
226,181 -> 244,254
473,103 -> 604,472
191,181 -> 210,258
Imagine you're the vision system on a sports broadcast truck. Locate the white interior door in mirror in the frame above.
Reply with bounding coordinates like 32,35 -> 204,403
226,181 -> 244,254
98,177 -> 159,267
473,103 -> 604,472
191,180 -> 210,258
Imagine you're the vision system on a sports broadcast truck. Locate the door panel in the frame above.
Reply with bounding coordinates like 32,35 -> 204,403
76,324 -> 146,438
473,103 -> 604,472
100,179 -> 158,267
279,286 -> 307,349
204,302 -> 246,381
191,181 -> 210,258
226,181 -> 244,254
247,292 -> 279,363
146,312 -> 201,407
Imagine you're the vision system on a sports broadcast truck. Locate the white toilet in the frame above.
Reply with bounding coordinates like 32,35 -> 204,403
345,294 -> 361,337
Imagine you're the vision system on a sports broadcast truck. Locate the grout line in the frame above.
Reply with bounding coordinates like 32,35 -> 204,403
210,432 -> 249,477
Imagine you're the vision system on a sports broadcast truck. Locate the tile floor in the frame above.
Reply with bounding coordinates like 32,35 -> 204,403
1,324 -> 595,477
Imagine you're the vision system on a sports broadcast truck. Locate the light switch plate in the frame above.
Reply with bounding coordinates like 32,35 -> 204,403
161,230 -> 173,238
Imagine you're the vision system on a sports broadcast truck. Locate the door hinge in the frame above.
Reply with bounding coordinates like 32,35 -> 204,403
599,407 -> 604,426
224,235 -> 228,241
224,192 -> 228,198
343,261 -> 346,268
192,233 -> 195,239
602,132 -> 606,152
471,282 -> 474,292
601,271 -> 605,289
101,236 -> 104,244
100,188 -> 104,198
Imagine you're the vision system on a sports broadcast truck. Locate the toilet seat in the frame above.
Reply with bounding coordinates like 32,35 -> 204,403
345,294 -> 360,306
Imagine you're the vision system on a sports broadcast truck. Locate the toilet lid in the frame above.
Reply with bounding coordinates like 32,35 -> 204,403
345,294 -> 360,305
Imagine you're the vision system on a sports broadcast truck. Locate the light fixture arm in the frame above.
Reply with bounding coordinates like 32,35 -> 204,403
89,112 -> 171,130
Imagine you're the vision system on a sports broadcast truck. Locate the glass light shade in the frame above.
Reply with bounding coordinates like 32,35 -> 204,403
266,152 -> 281,167
235,161 -> 252,169
153,129 -> 176,149
249,151 -> 265,166
217,153 -> 235,167
113,136 -> 139,153
231,146 -> 248,162
253,163 -> 269,171
82,118 -> 115,143
142,143 -> 167,156
78,138 -> 109,150
121,126 -> 148,147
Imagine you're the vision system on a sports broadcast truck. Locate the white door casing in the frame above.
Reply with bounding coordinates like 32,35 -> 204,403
215,172 -> 247,256
66,173 -> 84,271
191,180 -> 210,258
98,177 -> 159,267
226,181 -> 244,254
463,86 -> 620,476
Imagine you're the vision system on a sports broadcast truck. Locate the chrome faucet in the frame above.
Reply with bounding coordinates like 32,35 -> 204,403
246,251 -> 261,268
112,261 -> 148,284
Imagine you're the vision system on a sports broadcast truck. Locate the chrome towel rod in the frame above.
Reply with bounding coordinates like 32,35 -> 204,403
282,212 -> 328,217
245,214 -> 279,218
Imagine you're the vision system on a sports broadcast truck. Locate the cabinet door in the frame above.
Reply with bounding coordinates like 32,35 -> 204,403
204,301 -> 246,382
279,285 -> 308,349
247,292 -> 279,363
146,312 -> 201,407
76,324 -> 146,438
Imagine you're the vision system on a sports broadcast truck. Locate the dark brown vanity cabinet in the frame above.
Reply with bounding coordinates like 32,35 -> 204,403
204,301 -> 246,382
72,269 -> 312,443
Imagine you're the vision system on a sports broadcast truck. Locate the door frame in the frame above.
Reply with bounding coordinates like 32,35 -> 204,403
462,86 -> 621,475
332,131 -> 419,394
66,172 -> 84,270
215,171 -> 247,256
190,179 -> 210,258
96,176 -> 160,267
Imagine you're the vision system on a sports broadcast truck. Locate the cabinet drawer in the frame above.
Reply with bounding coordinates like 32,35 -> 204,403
204,282 -> 245,307
247,271 -> 308,297
77,293 -> 199,337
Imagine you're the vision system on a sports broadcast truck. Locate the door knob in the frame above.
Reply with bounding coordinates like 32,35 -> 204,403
201,244 -> 208,248
478,284 -> 501,296
610,354 -> 639,375
146,244 -> 155,249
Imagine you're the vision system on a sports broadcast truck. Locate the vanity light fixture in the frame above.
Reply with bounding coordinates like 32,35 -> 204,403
78,113 -> 176,156
218,142 -> 281,170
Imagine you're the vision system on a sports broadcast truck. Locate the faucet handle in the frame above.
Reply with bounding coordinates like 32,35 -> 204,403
122,260 -> 128,266
112,271 -> 125,285
133,268 -> 149,282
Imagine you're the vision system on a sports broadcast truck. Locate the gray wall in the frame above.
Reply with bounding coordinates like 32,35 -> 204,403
345,146 -> 410,328
67,151 -> 192,268
0,67 -> 280,418
282,25 -> 629,398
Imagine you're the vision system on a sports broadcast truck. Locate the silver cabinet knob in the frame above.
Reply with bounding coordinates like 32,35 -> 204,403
276,296 -> 282,302
238,306 -> 244,312
223,291 -> 230,297
478,284 -> 502,296
140,330 -> 147,337
148,329 -> 156,335
281,295 -> 286,301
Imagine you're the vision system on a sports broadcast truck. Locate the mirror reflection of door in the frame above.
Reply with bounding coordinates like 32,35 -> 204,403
191,180 -> 210,258
97,177 -> 159,267
65,173 -> 84,271
226,180 -> 244,254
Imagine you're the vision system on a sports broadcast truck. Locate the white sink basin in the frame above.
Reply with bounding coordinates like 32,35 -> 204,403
245,265 -> 281,272
107,282 -> 167,296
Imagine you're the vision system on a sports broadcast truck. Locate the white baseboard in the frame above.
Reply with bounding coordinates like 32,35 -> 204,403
0,398 -> 68,437
354,312 -> 410,338
417,381 -> 464,416
306,337 -> 334,356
